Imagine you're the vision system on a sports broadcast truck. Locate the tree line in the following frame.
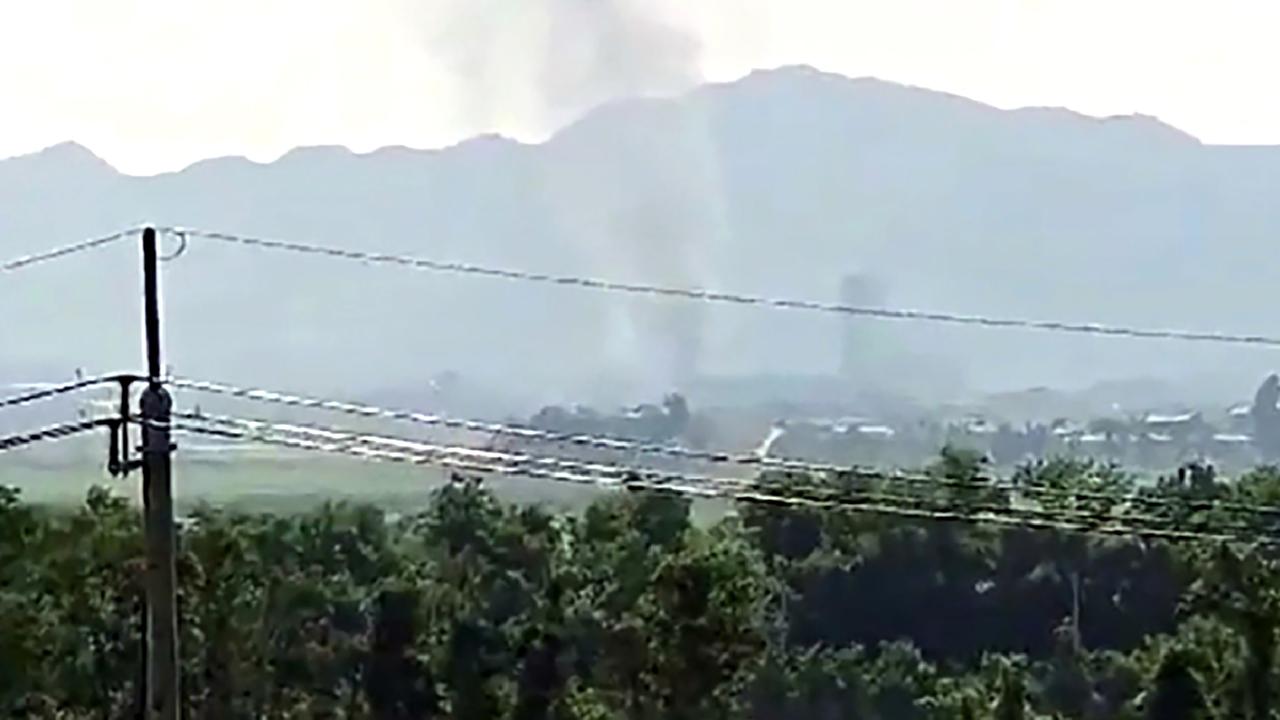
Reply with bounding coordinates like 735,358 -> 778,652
4,450 -> 1280,718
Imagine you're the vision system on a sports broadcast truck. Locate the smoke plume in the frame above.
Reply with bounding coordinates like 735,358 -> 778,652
420,0 -> 702,132
407,0 -> 719,400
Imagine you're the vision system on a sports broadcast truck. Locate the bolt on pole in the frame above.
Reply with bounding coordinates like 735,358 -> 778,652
140,227 -> 180,719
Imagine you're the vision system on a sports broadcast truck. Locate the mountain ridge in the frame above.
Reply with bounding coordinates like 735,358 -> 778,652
1,65 -> 1276,409
0,66 -> 1211,179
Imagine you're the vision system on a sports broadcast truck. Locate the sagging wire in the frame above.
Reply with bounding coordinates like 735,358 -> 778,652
161,225 -> 1280,348
162,411 -> 1280,547
1,228 -> 142,273
167,375 -> 1280,526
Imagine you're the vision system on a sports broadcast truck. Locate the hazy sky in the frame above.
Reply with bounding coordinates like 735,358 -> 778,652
3,0 -> 1277,174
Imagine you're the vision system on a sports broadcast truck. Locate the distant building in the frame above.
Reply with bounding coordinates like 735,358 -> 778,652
838,274 -> 888,382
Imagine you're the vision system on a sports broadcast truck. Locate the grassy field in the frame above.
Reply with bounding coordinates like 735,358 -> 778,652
4,458 -> 601,511
1,441 -> 731,522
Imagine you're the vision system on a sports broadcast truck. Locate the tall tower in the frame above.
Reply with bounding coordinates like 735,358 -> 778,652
838,274 -> 888,382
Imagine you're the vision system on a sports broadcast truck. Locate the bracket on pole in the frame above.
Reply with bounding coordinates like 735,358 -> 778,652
107,376 -> 143,477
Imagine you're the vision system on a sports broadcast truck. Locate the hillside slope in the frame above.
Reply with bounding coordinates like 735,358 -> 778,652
2,66 -> 1276,405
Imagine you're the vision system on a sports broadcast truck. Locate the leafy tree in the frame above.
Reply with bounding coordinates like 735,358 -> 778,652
993,659 -> 1028,720
1188,544 -> 1280,719
366,588 -> 439,719
7,451 -> 1280,719
1144,649 -> 1209,720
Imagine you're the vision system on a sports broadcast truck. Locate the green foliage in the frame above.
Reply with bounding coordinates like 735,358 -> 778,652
994,658 -> 1029,720
1144,649 -> 1210,720
6,456 -> 1280,718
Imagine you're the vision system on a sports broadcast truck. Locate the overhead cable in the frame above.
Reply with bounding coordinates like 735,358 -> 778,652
162,226 -> 1280,347
0,418 -> 111,453
169,415 -> 1276,547
169,376 -> 842,470
167,375 -> 1280,523
177,410 -> 1280,541
2,229 -> 140,273
0,374 -> 133,412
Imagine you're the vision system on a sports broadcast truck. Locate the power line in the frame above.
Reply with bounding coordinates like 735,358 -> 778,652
162,226 -> 1280,347
166,410 -> 1278,544
172,409 -> 719,490
171,415 -> 642,492
168,375 -> 1280,524
1,229 -> 140,273
0,374 -> 133,412
170,376 -> 839,471
167,413 -> 1276,547
0,418 -> 111,453
177,410 -> 1280,542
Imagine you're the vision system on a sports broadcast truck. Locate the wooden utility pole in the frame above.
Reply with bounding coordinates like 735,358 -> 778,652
140,226 -> 180,719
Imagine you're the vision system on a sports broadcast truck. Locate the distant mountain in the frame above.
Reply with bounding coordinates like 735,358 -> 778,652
2,66 -> 1277,407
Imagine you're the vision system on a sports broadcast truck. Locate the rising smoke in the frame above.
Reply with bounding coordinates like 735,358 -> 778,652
416,0 -> 722,400
534,123 -> 729,400
420,0 -> 702,133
